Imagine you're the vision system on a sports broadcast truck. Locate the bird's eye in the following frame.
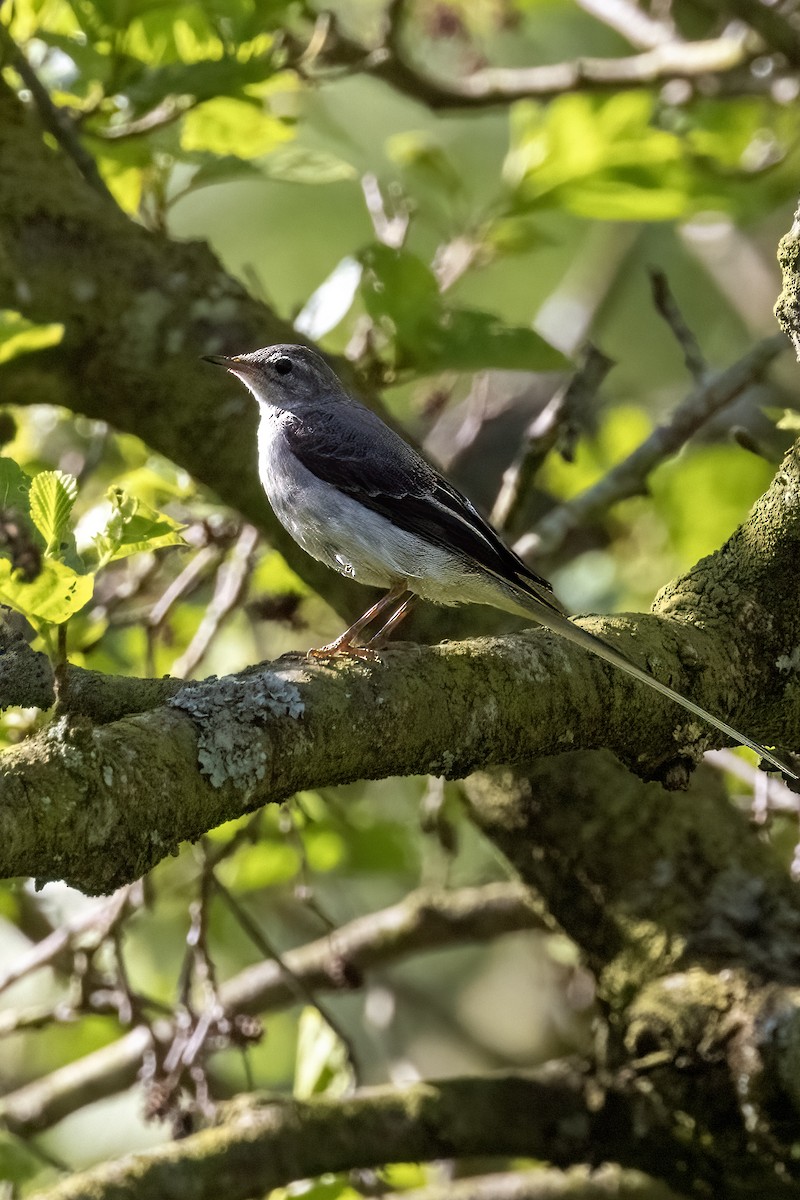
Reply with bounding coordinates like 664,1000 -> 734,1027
274,357 -> 293,376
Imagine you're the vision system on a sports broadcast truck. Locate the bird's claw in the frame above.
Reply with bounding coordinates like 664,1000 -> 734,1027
306,642 -> 381,663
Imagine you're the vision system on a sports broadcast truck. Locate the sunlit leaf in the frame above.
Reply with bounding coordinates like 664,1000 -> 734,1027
294,1007 -> 354,1100
0,557 -> 93,625
262,146 -> 358,184
94,487 -> 186,568
29,470 -> 78,557
0,311 -> 64,365
181,96 -> 291,158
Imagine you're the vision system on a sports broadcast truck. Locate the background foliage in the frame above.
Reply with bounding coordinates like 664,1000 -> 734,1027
1,0 -> 800,1196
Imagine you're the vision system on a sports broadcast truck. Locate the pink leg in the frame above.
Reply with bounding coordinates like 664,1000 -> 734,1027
366,595 -> 417,648
308,583 -> 409,660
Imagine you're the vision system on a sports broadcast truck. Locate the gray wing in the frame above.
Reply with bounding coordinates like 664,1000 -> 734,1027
284,400 -> 564,613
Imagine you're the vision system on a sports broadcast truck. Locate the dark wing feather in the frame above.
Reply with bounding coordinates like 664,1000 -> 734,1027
284,402 -> 563,611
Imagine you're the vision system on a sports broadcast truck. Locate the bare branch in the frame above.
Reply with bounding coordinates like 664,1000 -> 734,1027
0,883 -> 544,1135
649,269 -> 708,382
313,26 -> 758,110
25,1066 -> 677,1200
517,334 -> 785,559
491,345 -> 613,532
576,0 -> 680,50
172,524 -> 259,678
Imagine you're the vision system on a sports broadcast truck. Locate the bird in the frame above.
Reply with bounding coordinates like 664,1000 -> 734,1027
204,343 -> 795,778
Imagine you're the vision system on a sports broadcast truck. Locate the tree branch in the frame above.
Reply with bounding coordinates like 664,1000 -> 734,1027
0,883 -> 544,1135
516,334 -> 785,559
28,1067 -> 687,1200
306,21 -> 758,110
0,385 -> 797,895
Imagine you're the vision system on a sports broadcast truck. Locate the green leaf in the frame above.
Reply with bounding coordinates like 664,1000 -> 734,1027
262,146 -> 358,184
416,309 -> 568,373
29,470 -> 78,557
0,557 -> 93,626
294,1007 -> 354,1100
359,245 -> 567,373
0,311 -> 64,365
94,487 -> 186,568
181,96 -> 291,158
359,245 -> 441,344
0,1130 -> 46,1186
0,456 -> 31,511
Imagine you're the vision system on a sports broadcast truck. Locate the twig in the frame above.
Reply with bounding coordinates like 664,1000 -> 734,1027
211,874 -> 361,1079
97,96 -> 196,140
0,886 -> 135,998
491,345 -> 613,532
649,269 -> 708,382
515,334 -> 786,560
298,21 -> 759,110
0,883 -> 544,1136
172,524 -> 259,678
692,0 -> 800,69
361,173 -> 410,249
0,23 -> 115,204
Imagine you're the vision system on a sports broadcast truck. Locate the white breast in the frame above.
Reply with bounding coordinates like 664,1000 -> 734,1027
255,406 -> 522,612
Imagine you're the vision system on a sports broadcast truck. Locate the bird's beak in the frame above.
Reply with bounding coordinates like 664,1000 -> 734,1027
202,354 -> 233,367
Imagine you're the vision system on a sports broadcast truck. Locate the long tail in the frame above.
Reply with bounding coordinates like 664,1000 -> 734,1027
508,584 -> 796,779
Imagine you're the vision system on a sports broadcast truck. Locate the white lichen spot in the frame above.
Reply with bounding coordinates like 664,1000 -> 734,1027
776,646 -> 800,674
170,670 -> 304,789
102,765 -> 114,788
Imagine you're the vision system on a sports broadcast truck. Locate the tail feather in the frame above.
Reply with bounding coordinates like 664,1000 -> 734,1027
506,580 -> 796,779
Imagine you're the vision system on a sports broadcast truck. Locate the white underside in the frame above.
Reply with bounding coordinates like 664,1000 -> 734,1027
257,408 -> 533,615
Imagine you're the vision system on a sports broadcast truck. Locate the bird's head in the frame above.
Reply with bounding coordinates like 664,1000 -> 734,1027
203,344 -> 347,413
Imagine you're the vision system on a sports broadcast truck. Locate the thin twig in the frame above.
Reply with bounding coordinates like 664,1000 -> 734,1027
172,524 -> 259,678
0,886 -> 135,998
491,345 -> 614,532
361,173 -> 410,249
211,874 -> 361,1079
0,883 -> 544,1136
649,268 -> 708,382
516,334 -> 786,560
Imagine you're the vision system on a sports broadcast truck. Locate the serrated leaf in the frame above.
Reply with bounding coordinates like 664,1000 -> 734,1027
94,488 -> 186,568
0,557 -> 93,626
29,471 -> 78,557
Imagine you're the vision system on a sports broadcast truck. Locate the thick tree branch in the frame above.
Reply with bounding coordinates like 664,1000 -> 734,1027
29,1067 -> 692,1200
2,432 -> 800,891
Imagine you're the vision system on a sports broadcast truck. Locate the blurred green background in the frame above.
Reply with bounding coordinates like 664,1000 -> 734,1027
1,0 -> 799,1192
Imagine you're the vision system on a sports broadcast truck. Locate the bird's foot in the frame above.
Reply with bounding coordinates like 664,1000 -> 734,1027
306,639 -> 381,663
